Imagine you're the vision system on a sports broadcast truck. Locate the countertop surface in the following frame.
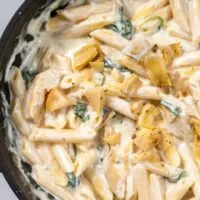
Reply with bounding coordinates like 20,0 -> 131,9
0,1 -> 24,200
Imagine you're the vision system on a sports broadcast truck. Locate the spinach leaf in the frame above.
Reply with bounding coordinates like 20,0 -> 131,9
169,170 -> 186,183
104,58 -> 131,73
140,16 -> 164,32
66,172 -> 80,188
106,7 -> 133,40
21,69 -> 37,87
161,99 -> 180,117
74,102 -> 90,122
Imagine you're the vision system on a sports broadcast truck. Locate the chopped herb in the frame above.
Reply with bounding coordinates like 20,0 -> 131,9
103,107 -> 109,116
104,58 -> 130,73
161,99 -> 180,117
140,16 -> 164,32
106,7 -> 133,40
66,172 -> 80,188
169,170 -> 186,183
74,102 -> 90,122
21,69 -> 37,87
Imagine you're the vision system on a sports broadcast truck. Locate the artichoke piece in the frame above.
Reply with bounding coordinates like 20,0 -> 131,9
191,118 -> 200,137
144,52 -> 172,86
89,61 -> 104,72
46,88 -> 71,112
121,74 -> 142,96
138,103 -> 161,129
73,41 -> 98,71
133,128 -> 162,151
85,87 -> 105,114
104,133 -> 121,145
158,129 -> 181,167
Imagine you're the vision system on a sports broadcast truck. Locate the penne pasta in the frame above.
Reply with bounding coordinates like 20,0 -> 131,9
29,128 -> 96,143
52,144 -> 74,173
169,0 -> 190,33
150,174 -> 165,200
58,1 -> 112,22
105,96 -> 136,120
90,29 -> 129,50
134,164 -> 151,200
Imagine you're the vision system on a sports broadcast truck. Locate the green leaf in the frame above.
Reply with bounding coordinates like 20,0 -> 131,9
104,58 -> 130,73
161,99 -> 180,117
169,170 -> 186,183
21,69 -> 37,87
66,172 -> 80,188
106,7 -> 133,40
140,16 -> 164,32
73,102 -> 90,122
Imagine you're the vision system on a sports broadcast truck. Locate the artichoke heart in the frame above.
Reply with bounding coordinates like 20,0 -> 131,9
73,41 -> 99,71
138,103 -> 161,129
121,74 -> 142,96
144,52 -> 172,86
158,129 -> 181,167
133,128 -> 162,151
85,87 -> 105,114
46,88 -> 71,112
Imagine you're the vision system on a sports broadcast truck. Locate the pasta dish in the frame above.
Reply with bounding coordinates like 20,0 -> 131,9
8,0 -> 200,199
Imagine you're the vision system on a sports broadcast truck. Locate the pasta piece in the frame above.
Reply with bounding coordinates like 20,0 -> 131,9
134,85 -> 162,100
166,177 -> 195,200
150,174 -> 165,200
100,45 -> 147,77
167,20 -> 191,40
12,98 -> 31,136
32,165 -> 73,200
122,34 -> 155,61
189,0 -> 200,44
86,167 -> 113,200
61,12 -> 116,38
173,51 -> 200,67
141,161 -> 181,178
189,70 -> 200,111
85,87 -> 105,114
45,88 -> 71,112
106,162 -> 126,199
77,176 -> 96,200
58,1 -> 112,22
134,164 -> 151,200
169,0 -> 190,33
52,144 -> 74,173
44,108 -> 67,129
90,29 -> 129,50
143,52 -> 172,86
9,67 -> 26,100
178,143 -> 200,198
136,5 -> 172,35
36,143 -> 68,186
125,168 -> 137,200
19,138 -> 42,165
60,73 -> 83,89
24,69 -> 61,124
29,128 -> 96,143
105,96 -> 136,120
133,0 -> 169,20
46,15 -> 68,31
75,149 -> 98,176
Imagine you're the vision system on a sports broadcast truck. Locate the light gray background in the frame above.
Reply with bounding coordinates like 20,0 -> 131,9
0,1 -> 24,200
